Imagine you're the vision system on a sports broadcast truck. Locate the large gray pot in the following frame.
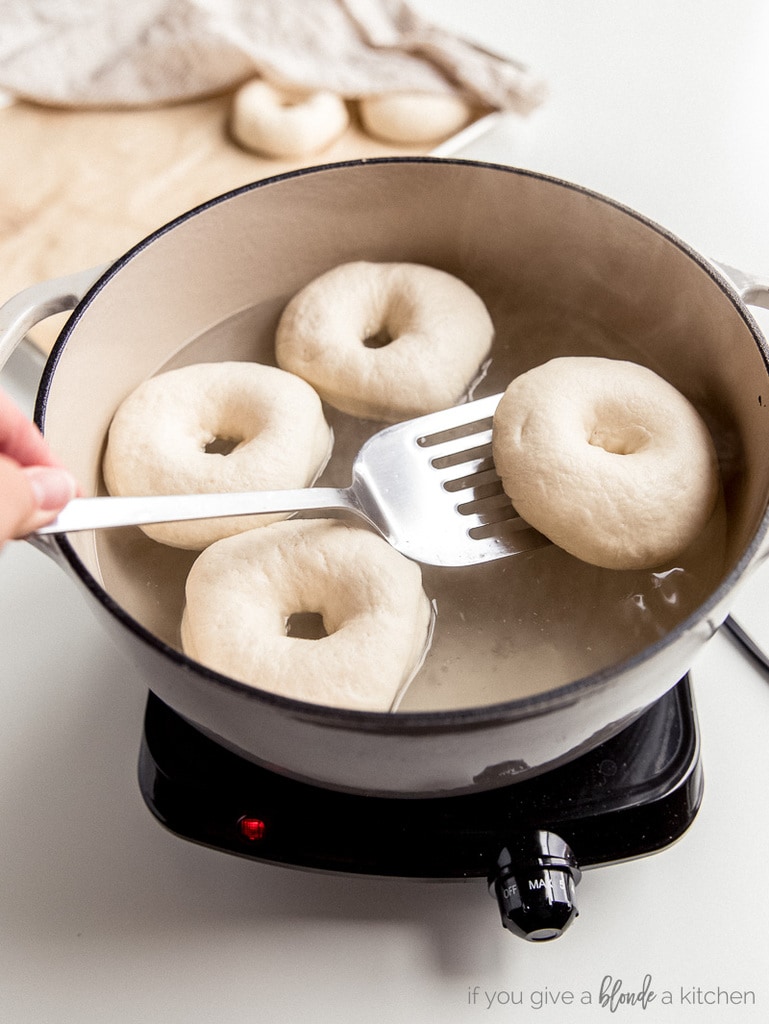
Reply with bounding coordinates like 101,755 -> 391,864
2,157 -> 768,797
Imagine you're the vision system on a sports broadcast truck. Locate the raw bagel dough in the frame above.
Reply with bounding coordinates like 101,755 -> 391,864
275,261 -> 494,421
492,357 -> 720,570
181,518 -> 433,712
103,361 -> 332,550
230,79 -> 349,157
358,92 -> 473,143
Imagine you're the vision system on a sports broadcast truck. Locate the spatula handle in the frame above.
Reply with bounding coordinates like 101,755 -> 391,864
32,487 -> 358,536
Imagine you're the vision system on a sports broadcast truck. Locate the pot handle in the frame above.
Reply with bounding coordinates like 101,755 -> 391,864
711,261 -> 769,310
0,263 -> 111,561
0,262 -> 111,373
716,261 -> 769,566
713,262 -> 769,666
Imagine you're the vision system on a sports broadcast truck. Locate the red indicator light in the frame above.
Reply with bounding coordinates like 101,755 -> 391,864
238,816 -> 267,841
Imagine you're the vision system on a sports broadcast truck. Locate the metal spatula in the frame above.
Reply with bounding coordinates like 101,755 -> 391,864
33,393 -> 548,566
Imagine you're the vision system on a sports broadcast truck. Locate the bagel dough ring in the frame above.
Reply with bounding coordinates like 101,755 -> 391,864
358,92 -> 473,144
492,357 -> 720,570
103,362 -> 332,550
230,79 -> 349,157
181,518 -> 433,712
275,261 -> 494,421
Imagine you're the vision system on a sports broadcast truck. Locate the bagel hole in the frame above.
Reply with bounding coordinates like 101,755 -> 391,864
588,424 -> 650,455
286,611 -> 328,640
204,435 -> 242,456
362,324 -> 394,349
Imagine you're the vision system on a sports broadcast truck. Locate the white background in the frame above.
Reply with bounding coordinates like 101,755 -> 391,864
2,2 -> 769,1021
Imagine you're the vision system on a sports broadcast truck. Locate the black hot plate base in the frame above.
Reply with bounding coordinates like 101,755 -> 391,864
138,675 -> 702,882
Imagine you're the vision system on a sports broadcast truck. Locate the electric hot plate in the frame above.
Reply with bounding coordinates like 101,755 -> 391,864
138,675 -> 702,942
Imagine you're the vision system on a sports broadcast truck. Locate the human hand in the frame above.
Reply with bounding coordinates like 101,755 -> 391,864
0,388 -> 78,544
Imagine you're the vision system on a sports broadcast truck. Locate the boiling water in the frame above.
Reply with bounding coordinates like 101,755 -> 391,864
93,303 -> 729,713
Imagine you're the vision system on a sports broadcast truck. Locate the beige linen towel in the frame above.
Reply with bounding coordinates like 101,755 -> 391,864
0,0 -> 544,112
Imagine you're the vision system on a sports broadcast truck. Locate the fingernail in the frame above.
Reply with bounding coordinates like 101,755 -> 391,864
25,466 -> 78,511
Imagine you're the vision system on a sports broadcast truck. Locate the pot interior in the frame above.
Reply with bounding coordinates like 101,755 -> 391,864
40,159 -> 769,712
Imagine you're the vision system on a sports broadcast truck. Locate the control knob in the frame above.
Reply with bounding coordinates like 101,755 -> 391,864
490,830 -> 581,941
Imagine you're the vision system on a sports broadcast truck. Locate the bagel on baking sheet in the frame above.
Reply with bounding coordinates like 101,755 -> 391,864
275,261 -> 494,421
230,79 -> 349,157
492,356 -> 720,570
358,92 -> 473,143
181,518 -> 434,712
103,361 -> 332,550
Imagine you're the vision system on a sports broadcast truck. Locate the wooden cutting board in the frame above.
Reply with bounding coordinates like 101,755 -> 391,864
0,94 -> 429,352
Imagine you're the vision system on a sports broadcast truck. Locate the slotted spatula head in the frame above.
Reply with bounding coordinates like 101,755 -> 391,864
348,394 -> 549,565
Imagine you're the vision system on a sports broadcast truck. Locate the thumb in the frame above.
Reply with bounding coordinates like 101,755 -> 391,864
24,465 -> 79,513
0,459 -> 78,542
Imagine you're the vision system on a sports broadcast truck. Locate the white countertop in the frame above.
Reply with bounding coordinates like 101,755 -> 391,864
3,2 -> 769,1021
